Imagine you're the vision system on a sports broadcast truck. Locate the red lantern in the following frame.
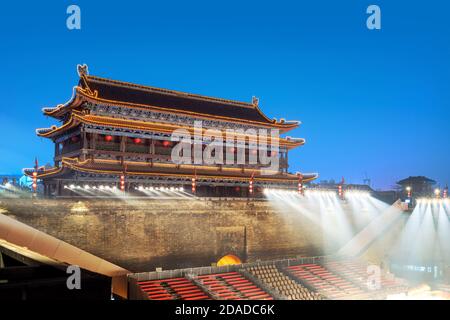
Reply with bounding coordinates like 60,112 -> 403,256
250,149 -> 258,155
298,174 -> 303,195
191,177 -> 196,193
134,138 -> 142,144
71,136 -> 79,143
229,147 -> 235,153
104,135 -> 113,142
120,175 -> 125,191
162,140 -> 171,147
235,186 -> 240,192
32,172 -> 37,193
338,185 -> 343,199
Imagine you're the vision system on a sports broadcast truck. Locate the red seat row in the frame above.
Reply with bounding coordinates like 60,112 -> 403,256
287,263 -> 364,299
138,277 -> 209,300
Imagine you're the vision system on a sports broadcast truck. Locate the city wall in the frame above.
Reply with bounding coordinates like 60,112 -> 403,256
0,198 -> 331,272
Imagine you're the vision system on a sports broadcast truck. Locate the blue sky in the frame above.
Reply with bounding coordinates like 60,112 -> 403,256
0,1 -> 449,190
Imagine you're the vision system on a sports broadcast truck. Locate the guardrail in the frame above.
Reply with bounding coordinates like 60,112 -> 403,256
128,255 -> 328,282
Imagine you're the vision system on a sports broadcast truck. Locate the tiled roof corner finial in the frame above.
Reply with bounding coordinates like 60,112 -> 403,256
252,96 -> 259,107
77,64 -> 89,77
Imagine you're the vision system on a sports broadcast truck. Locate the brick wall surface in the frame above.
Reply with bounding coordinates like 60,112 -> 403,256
0,198 -> 343,272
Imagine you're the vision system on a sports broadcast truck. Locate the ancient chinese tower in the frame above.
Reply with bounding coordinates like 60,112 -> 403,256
25,65 -> 316,197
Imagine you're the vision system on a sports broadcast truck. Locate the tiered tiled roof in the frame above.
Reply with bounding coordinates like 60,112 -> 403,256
25,157 -> 318,183
43,65 -> 300,131
36,111 -> 305,149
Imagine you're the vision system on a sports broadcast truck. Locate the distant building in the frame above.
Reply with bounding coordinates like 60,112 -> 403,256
373,190 -> 398,205
0,175 -> 21,186
396,176 -> 436,197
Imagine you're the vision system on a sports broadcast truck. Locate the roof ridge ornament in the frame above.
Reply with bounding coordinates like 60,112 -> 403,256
77,64 -> 89,77
76,64 -> 98,97
252,96 -> 259,107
